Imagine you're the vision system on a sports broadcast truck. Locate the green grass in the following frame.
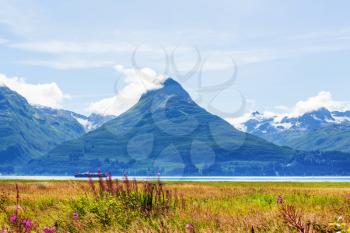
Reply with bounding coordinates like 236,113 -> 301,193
1,180 -> 350,232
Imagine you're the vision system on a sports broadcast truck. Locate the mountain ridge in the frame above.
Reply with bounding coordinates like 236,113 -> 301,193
0,86 -> 85,173
26,78 -> 350,176
0,86 -> 113,173
2,80 -> 350,175
233,107 -> 350,152
35,106 -> 115,132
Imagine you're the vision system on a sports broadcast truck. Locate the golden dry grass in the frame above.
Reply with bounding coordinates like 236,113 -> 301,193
1,180 -> 350,232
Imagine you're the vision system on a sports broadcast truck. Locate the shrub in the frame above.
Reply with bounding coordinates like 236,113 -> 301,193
279,197 -> 350,233
69,174 -> 183,230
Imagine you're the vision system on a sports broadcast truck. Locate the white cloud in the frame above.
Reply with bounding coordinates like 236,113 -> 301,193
288,91 -> 350,117
0,38 -> 8,44
225,113 -> 251,131
11,41 -> 134,54
0,2 -> 34,36
211,43 -> 350,67
88,65 -> 167,115
18,59 -> 115,70
285,27 -> 350,42
0,73 -> 69,108
10,36 -> 350,72
229,91 -> 350,128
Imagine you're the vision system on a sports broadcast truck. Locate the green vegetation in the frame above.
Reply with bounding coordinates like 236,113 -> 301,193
0,86 -> 85,173
283,125 -> 350,153
1,180 -> 350,232
28,79 -> 298,176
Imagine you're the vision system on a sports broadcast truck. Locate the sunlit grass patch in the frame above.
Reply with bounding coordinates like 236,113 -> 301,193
1,180 -> 350,232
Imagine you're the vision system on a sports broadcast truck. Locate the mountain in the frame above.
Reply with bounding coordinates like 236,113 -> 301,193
35,107 -> 115,132
26,78 -> 350,176
0,86 -> 91,173
234,108 -> 350,152
84,113 -> 115,131
284,125 -> 350,152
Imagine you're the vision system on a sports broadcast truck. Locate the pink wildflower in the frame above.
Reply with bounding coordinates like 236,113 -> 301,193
277,195 -> 283,204
186,223 -> 195,232
73,212 -> 79,221
22,219 -> 33,231
10,214 -> 17,223
43,226 -> 56,233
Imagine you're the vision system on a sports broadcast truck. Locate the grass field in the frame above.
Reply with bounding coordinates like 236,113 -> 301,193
1,179 -> 350,232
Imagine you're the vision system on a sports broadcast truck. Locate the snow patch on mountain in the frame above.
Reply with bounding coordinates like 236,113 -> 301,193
230,91 -> 350,133
73,115 -> 94,131
230,107 -> 350,135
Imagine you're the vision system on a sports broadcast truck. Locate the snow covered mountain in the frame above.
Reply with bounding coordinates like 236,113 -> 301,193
231,108 -> 350,152
35,106 -> 115,132
30,78 -> 301,175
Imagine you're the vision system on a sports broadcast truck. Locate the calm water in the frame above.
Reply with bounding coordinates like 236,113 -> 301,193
1,176 -> 350,182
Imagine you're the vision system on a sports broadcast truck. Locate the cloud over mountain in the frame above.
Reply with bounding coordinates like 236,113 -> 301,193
229,91 -> 350,130
88,65 -> 167,116
0,73 -> 69,108
288,91 -> 350,117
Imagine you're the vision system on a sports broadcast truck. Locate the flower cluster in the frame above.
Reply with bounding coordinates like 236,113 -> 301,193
186,223 -> 195,232
21,219 -> 33,232
9,214 -> 17,223
43,226 -> 56,233
277,195 -> 283,204
73,212 -> 79,221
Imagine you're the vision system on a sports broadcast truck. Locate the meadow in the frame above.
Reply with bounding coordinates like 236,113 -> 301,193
1,178 -> 350,232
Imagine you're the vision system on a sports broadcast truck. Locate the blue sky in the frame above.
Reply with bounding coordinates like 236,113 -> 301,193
1,0 -> 350,119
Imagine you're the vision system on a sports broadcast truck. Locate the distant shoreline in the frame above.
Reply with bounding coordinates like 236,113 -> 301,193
1,176 -> 350,182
